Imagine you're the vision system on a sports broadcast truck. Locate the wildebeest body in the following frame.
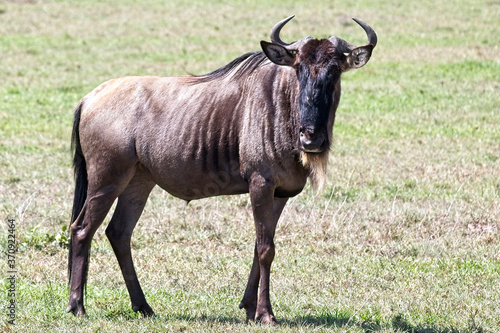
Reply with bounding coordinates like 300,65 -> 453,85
80,54 -> 309,200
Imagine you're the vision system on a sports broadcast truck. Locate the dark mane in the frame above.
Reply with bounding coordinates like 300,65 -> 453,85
188,51 -> 269,84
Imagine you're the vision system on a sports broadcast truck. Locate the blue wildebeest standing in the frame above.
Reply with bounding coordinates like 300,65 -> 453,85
67,16 -> 377,324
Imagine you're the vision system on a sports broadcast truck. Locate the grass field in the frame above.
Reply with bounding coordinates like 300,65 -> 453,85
1,0 -> 499,332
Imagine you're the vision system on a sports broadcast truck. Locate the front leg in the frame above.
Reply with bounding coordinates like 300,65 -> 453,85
240,173 -> 288,325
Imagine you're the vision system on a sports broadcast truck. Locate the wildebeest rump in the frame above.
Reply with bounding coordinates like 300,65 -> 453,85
67,16 -> 377,324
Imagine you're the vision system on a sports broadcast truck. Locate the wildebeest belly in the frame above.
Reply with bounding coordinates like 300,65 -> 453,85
140,154 -> 249,201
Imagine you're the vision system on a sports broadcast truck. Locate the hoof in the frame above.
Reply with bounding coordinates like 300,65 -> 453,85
66,303 -> 85,317
256,313 -> 279,326
239,301 -> 256,323
132,304 -> 155,317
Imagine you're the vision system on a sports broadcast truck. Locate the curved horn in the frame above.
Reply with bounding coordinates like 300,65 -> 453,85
269,15 -> 312,51
329,18 -> 377,53
270,15 -> 296,47
352,18 -> 378,47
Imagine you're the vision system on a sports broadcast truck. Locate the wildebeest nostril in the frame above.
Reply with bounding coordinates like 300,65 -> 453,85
299,130 -> 326,152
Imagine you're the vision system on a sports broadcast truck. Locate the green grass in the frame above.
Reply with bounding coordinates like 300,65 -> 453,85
1,0 -> 499,332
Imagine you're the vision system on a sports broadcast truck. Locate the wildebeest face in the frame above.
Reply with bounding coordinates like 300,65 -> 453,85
261,16 -> 376,153
295,39 -> 342,153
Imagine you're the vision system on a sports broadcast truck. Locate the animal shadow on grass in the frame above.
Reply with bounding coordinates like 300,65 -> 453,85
279,313 -> 482,333
103,310 -> 483,332
391,313 -> 484,333
168,313 -> 243,325
279,313 -> 379,330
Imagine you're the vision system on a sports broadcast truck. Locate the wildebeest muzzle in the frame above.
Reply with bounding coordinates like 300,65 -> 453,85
299,126 -> 327,153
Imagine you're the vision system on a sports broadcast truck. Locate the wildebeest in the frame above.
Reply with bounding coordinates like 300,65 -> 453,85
67,16 -> 377,324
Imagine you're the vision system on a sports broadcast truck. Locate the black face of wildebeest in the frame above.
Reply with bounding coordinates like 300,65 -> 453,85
66,15 -> 377,325
261,16 -> 376,154
295,39 -> 342,152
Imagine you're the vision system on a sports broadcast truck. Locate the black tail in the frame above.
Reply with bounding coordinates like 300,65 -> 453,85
68,100 -> 88,286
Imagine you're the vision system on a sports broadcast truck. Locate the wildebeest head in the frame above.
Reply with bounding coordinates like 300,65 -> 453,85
261,16 -> 377,153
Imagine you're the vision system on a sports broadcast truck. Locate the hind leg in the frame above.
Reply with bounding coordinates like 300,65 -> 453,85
66,166 -> 136,316
105,170 -> 156,316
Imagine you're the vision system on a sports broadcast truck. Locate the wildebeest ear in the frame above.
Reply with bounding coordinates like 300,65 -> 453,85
260,41 -> 297,67
345,45 -> 374,70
